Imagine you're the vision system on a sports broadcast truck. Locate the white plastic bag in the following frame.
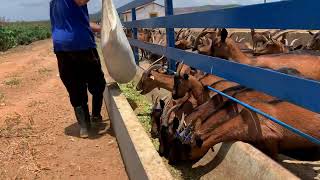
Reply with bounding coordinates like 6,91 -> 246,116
101,0 -> 137,84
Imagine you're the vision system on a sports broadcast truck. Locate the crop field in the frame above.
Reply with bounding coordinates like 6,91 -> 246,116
0,21 -> 51,51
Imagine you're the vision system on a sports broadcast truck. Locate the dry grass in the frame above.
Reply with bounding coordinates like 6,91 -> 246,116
27,100 -> 44,108
0,113 -> 34,139
0,92 -> 4,103
38,67 -> 52,75
3,77 -> 21,86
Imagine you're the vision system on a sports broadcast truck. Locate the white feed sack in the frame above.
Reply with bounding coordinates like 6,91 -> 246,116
101,0 -> 137,83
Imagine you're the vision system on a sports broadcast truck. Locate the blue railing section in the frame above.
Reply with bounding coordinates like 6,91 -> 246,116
207,86 -> 320,145
131,8 -> 139,64
164,0 -> 175,70
117,0 -> 320,145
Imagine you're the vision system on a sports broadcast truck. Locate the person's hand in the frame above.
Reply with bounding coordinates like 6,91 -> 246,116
90,22 -> 101,33
74,0 -> 90,6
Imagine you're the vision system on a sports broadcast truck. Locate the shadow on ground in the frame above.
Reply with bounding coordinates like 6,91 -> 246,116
64,119 -> 115,139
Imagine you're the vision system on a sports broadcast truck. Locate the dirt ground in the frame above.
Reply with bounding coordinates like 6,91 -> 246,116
0,39 -> 128,179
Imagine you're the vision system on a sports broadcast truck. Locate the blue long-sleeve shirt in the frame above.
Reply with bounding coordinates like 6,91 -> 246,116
50,0 -> 96,52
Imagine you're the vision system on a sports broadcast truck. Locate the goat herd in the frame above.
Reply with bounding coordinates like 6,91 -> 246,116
125,28 -> 320,164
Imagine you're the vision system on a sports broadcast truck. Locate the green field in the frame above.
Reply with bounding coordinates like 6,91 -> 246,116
0,21 -> 51,51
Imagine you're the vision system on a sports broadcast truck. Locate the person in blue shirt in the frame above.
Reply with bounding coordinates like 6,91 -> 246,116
50,0 -> 106,138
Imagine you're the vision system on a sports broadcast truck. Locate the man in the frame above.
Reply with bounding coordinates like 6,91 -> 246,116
50,0 -> 106,138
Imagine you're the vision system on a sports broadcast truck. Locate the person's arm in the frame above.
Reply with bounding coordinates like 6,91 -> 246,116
90,22 -> 101,33
74,0 -> 90,6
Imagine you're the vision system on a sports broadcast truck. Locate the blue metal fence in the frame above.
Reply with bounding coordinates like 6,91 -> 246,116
117,0 -> 320,145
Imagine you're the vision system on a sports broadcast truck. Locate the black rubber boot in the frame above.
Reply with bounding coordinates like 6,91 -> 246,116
74,105 -> 91,138
91,94 -> 103,123
91,94 -> 108,134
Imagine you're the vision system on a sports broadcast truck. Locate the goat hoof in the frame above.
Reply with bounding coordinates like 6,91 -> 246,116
195,136 -> 203,148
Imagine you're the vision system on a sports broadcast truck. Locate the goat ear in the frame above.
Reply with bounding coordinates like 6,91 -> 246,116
309,31 -> 315,36
150,75 -> 155,80
160,100 -> 165,108
195,136 -> 203,148
221,28 -> 228,43
172,117 -> 179,131
183,74 -> 189,80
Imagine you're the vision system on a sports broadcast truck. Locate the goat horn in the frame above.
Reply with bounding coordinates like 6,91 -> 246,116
308,31 -> 315,36
176,61 -> 185,76
142,64 -> 163,83
161,101 -> 172,125
175,28 -> 185,41
272,30 -> 295,40
139,65 -> 146,71
162,104 -> 180,126
238,38 -> 245,43
229,32 -> 236,38
152,35 -> 155,44
261,35 -> 269,42
193,31 -> 212,51
161,96 -> 169,103
162,101 -> 170,115
270,29 -> 284,37
181,29 -> 187,39
201,28 -> 208,33
290,38 -> 300,46
151,94 -> 155,103
177,113 -> 185,132
285,39 -> 289,46
152,96 -> 160,109
146,64 -> 163,75
158,39 -> 164,46
185,29 -> 192,37
150,55 -> 165,66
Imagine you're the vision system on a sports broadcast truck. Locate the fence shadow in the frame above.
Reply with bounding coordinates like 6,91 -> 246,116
172,143 -> 233,180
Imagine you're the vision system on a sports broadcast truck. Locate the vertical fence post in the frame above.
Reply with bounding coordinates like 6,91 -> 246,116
132,8 -> 139,65
165,0 -> 176,72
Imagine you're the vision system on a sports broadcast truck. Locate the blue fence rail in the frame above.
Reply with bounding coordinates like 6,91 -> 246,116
117,0 -> 320,145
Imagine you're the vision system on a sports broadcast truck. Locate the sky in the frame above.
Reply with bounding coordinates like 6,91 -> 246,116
0,0 -> 281,21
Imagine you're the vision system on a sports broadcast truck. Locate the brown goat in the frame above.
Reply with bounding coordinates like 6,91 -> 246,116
136,61 -> 195,95
173,74 -> 210,105
254,30 -> 298,55
308,31 -> 320,51
150,96 -> 167,138
193,30 -> 218,55
251,29 -> 271,50
175,29 -> 196,50
137,29 -> 153,59
166,86 -> 277,163
210,29 -> 320,80
194,30 -> 252,56
124,28 -> 133,38
159,93 -> 198,158
136,63 -> 174,95
189,101 -> 320,160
